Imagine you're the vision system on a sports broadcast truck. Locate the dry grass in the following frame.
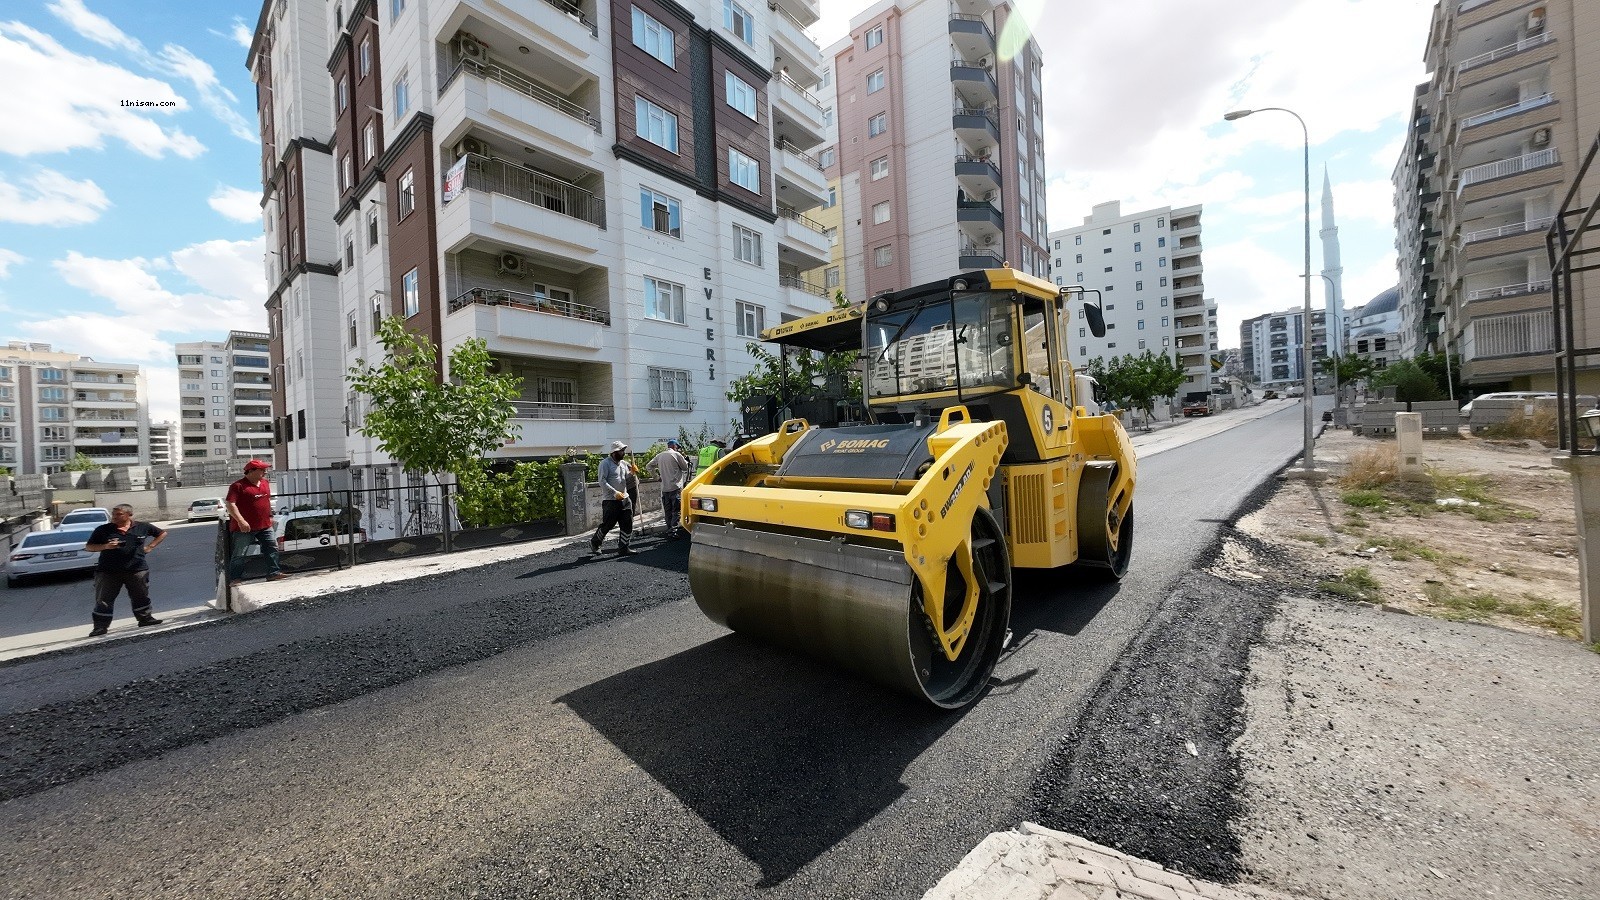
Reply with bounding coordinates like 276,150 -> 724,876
1341,444 -> 1399,490
1480,407 -> 1558,444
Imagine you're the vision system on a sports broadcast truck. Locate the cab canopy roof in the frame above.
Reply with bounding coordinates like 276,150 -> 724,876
759,268 -> 1061,352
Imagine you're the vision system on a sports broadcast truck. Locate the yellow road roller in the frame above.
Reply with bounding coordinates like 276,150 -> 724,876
682,269 -> 1136,708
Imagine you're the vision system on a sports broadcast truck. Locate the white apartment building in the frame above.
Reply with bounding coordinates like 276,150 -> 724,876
176,333 -> 275,464
1048,202 -> 1218,396
148,421 -> 173,467
249,0 -> 834,479
1240,308 -> 1328,389
0,342 -> 150,475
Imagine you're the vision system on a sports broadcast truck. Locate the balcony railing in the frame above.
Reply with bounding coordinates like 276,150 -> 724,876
770,0 -> 809,34
1467,309 -> 1553,358
776,71 -> 825,113
510,400 -> 614,420
442,58 -> 600,131
459,153 -> 606,228
1458,0 -> 1494,12
953,106 -> 998,128
447,286 -> 611,325
775,138 -> 823,171
1466,278 -> 1552,301
1458,31 -> 1554,73
777,206 -> 827,234
537,0 -> 598,37
1461,92 -> 1553,129
959,249 -> 1003,269
1463,215 -> 1553,244
779,275 -> 828,297
1458,148 -> 1559,195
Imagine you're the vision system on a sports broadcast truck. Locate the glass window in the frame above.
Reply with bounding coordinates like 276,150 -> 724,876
1159,257 -> 1167,267
868,113 -> 887,137
348,313 -> 358,348
872,201 -> 891,224
340,153 -> 351,192
362,121 -> 375,161
1157,217 -> 1164,227
337,76 -> 348,112
632,7 -> 675,66
391,0 -> 405,18
725,71 -> 757,119
724,0 -> 753,45
1134,261 -> 1142,271
874,245 -> 892,267
819,147 -> 835,168
367,209 -> 379,246
635,96 -> 679,152
865,290 -> 1016,399
644,276 -> 686,323
640,188 -> 681,237
648,367 -> 693,410
398,168 -> 415,219
393,71 -> 409,119
865,25 -> 883,49
1075,235 -> 1082,245
729,148 -> 760,192
1158,236 -> 1166,247
870,156 -> 889,180
734,224 -> 762,265
359,37 -> 371,78
825,267 -> 840,289
866,70 -> 885,93
822,186 -> 837,209
736,301 -> 765,338
1133,222 -> 1141,233
403,268 -> 419,317
1134,241 -> 1141,252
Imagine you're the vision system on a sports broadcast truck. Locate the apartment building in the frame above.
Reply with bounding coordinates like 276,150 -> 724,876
1397,0 -> 1600,392
1346,286 -> 1404,373
1240,308 -> 1328,390
248,0 -> 834,477
828,0 -> 1048,300
1048,202 -> 1219,397
0,342 -> 150,475
176,333 -> 275,464
148,421 -> 173,468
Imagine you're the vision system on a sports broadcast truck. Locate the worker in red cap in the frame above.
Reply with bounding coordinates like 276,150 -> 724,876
225,459 -> 285,586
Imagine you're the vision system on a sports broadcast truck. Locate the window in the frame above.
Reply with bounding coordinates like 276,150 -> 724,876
1139,340 -> 1146,350
1102,247 -> 1111,254
397,168 -> 415,219
337,76 -> 348,112
536,377 -> 574,405
344,236 -> 354,267
866,69 -> 885,93
868,113 -> 887,137
1135,282 -> 1143,292
402,268 -> 419,317
632,7 -> 675,66
1159,257 -> 1167,267
872,201 -> 891,224
823,226 -> 838,245
1158,236 -> 1166,247
362,121 -> 375,161
1075,235 -> 1082,245
288,165 -> 297,198
290,227 -> 300,261
391,0 -> 405,18
41,407 -> 66,420
1075,254 -> 1082,263
39,387 -> 66,401
1134,241 -> 1142,252
640,188 -> 681,237
825,266 -> 840,288
348,313 -> 358,348
340,153 -> 351,192
1134,261 -> 1142,271
371,292 -> 383,332
1160,276 -> 1168,287
298,410 -> 306,440
1133,222 -> 1141,233
1161,316 -> 1169,327
1102,228 -> 1111,235
874,245 -> 892,268
649,367 -> 693,410
870,156 -> 889,180
1104,266 -> 1113,273
822,186 -> 837,209
393,71 -> 409,119
736,301 -> 765,338
635,96 -> 679,151
819,147 -> 835,168
729,148 -> 760,192
865,24 -> 883,49
359,37 -> 371,78
1136,298 -> 1144,309
1161,297 -> 1169,306
1138,320 -> 1145,330
1079,328 -> 1085,337
725,71 -> 757,119
1157,216 -> 1164,227
644,276 -> 686,323
724,0 -> 753,45
367,209 -> 379,246
734,224 -> 762,265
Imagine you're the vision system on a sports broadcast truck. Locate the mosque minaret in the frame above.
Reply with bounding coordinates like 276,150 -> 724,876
1320,168 -> 1346,357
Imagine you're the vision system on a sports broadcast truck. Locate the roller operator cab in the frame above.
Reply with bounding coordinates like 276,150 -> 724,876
682,269 -> 1136,709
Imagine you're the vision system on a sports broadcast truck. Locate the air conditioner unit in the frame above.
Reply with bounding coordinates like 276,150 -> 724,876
978,56 -> 993,69
1527,8 -> 1545,31
454,35 -> 485,60
1533,127 -> 1552,147
983,190 -> 998,202
456,136 -> 487,159
982,235 -> 995,246
498,252 -> 525,275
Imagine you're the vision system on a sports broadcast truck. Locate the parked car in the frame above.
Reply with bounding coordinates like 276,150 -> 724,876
5,526 -> 99,587
1285,386 -> 1305,398
1182,392 -> 1212,418
1458,391 -> 1557,417
238,509 -> 367,554
57,507 -> 111,529
187,498 -> 225,521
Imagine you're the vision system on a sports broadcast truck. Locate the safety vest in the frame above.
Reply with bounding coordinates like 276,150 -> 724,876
698,445 -> 721,470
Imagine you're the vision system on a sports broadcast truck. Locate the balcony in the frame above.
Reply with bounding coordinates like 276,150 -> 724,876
774,139 -> 828,211
948,14 -> 995,61
1457,149 -> 1559,196
771,2 -> 824,86
1465,308 -> 1552,359
1461,92 -> 1553,130
443,154 -> 605,257
952,107 -> 999,151
779,274 -> 828,299
957,198 -> 1003,233
960,249 -> 1003,271
776,207 -> 830,269
503,400 -> 616,456
950,64 -> 997,107
441,58 -> 600,158
1458,31 -> 1555,75
955,155 -> 1001,198
70,373 -> 131,387
772,0 -> 819,27
1463,216 -> 1553,245
435,1 -> 601,80
447,287 -> 607,354
773,72 -> 826,150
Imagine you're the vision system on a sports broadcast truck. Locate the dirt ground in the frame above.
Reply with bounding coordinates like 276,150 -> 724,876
1220,424 -> 1586,643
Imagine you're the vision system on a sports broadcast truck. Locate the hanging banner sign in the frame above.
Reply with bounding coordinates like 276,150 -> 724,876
442,158 -> 466,204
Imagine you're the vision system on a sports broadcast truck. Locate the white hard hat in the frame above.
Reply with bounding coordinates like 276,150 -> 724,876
610,440 -> 628,452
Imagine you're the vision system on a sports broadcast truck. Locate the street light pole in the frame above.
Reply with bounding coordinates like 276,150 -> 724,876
1225,106 -> 1316,473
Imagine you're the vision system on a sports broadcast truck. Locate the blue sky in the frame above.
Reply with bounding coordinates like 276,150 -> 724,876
0,0 -> 1434,423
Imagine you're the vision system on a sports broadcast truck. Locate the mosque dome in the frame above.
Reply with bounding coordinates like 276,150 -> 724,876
1359,286 -> 1400,318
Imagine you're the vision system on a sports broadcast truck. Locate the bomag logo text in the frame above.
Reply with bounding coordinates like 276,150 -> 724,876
821,438 -> 891,453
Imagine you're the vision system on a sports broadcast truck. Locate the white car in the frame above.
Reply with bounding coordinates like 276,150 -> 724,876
1458,391 -> 1556,417
5,526 -> 100,587
57,507 -> 111,529
276,509 -> 366,552
187,498 -> 225,521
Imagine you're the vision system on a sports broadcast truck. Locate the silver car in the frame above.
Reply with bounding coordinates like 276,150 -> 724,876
5,526 -> 100,587
57,507 -> 111,529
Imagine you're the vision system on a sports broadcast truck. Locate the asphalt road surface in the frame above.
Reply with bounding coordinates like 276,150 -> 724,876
0,403 -> 1313,899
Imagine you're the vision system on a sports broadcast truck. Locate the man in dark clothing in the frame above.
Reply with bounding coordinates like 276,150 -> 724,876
84,504 -> 167,637
589,440 -> 635,556
226,458 -> 284,586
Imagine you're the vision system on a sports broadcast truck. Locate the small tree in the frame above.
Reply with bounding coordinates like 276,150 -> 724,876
1411,350 -> 1463,401
347,317 -> 523,481
65,452 -> 97,472
1368,358 -> 1444,402
1085,351 -> 1187,420
1316,354 -> 1375,405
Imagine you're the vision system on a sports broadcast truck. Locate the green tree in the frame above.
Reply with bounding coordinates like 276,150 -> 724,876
347,317 -> 523,481
1085,351 -> 1187,419
1368,358 -> 1444,402
1411,350 -> 1463,401
65,452 -> 97,472
1316,354 -> 1375,404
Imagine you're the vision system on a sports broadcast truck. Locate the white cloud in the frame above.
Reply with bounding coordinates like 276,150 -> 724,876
208,184 -> 260,223
15,313 -> 173,363
0,169 -> 110,225
1330,178 -> 1402,228
0,248 -> 24,277
169,237 -> 267,305
143,364 -> 179,423
229,17 -> 252,49
0,23 -> 203,158
44,0 -> 139,52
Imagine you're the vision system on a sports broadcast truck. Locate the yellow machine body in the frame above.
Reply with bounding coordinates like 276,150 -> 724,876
683,269 -> 1136,708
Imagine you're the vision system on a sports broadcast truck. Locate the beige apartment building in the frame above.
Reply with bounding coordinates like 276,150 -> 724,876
1398,0 -> 1600,393
828,0 -> 1048,298
175,332 -> 275,464
0,342 -> 150,475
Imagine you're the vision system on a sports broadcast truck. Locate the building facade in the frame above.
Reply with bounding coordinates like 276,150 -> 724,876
175,333 -> 275,464
1398,0 -> 1600,392
248,0 -> 835,477
1346,286 -> 1404,374
1240,308 -> 1328,390
1048,202 -> 1218,397
828,0 -> 1048,298
0,342 -> 150,475
148,421 -> 173,468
